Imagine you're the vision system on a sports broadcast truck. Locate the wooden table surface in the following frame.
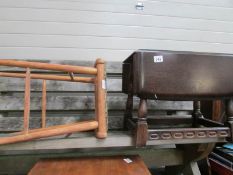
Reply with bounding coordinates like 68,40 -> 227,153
28,155 -> 152,175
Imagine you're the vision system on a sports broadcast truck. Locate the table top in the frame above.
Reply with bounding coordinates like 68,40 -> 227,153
28,155 -> 152,175
122,50 -> 233,100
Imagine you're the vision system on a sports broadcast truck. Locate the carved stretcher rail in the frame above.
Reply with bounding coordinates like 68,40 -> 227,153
149,127 -> 229,140
0,59 -> 107,145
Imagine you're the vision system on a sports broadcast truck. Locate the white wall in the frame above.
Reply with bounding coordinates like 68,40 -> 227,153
0,0 -> 233,61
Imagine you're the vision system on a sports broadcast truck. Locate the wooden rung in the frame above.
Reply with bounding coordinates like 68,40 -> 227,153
24,68 -> 31,133
0,60 -> 97,75
0,72 -> 94,83
0,120 -> 98,145
42,80 -> 46,128
15,119 -> 97,134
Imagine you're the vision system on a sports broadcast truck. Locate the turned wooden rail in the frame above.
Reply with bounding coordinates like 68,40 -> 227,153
0,59 -> 107,144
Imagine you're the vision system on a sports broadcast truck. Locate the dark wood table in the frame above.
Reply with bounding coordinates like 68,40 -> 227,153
122,50 -> 233,147
28,155 -> 152,175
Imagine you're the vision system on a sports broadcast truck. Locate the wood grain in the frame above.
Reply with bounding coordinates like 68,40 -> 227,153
0,95 -> 192,111
95,59 -> 107,138
41,80 -> 46,128
0,120 -> 98,145
24,68 -> 31,133
0,60 -> 97,75
0,60 -> 109,144
212,100 -> 223,122
0,147 -> 182,174
0,60 -> 192,135
0,61 -> 122,74
0,77 -> 118,92
0,131 -> 224,152
0,114 -> 192,131
28,155 -> 151,175
0,72 -> 95,83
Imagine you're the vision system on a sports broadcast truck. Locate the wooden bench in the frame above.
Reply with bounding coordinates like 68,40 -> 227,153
0,60 -> 200,175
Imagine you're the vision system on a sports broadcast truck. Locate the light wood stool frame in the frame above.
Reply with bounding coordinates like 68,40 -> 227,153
0,59 -> 107,145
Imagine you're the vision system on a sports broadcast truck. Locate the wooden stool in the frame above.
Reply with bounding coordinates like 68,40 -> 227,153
0,59 -> 107,144
28,155 -> 151,175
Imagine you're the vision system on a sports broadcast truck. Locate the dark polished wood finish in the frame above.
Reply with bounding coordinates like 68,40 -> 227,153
136,99 -> 148,147
192,101 -> 202,127
28,155 -> 151,175
123,50 -> 232,146
123,50 -> 233,100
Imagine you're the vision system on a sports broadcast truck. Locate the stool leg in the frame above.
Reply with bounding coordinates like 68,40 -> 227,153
225,99 -> 233,142
95,59 -> 107,139
124,93 -> 133,129
135,98 -> 148,147
24,68 -> 31,133
192,101 -> 202,127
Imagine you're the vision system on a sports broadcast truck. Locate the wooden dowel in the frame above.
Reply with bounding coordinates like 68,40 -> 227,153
0,60 -> 97,75
24,68 -> 31,133
16,118 -> 97,134
95,74 -> 99,129
42,80 -> 46,128
95,59 -> 107,139
0,72 -> 94,83
0,120 -> 98,145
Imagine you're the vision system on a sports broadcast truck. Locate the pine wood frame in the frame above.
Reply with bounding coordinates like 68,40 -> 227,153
0,59 -> 107,145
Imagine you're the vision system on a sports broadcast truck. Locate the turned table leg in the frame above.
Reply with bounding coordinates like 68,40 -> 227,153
135,98 -> 148,147
192,101 -> 202,127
